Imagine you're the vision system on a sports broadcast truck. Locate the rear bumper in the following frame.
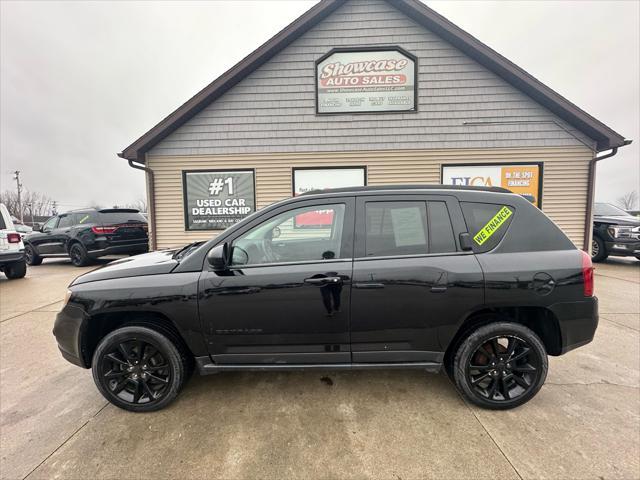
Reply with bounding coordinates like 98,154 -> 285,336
605,240 -> 640,257
53,304 -> 89,368
0,251 -> 25,266
549,297 -> 599,354
87,241 -> 149,258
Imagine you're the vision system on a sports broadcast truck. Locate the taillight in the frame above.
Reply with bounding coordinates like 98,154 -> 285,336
581,250 -> 594,297
91,226 -> 117,234
7,233 -> 21,243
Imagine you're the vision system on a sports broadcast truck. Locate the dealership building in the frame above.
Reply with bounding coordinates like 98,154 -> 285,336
120,0 -> 629,251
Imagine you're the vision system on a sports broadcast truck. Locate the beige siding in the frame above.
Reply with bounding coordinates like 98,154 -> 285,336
147,146 -> 593,249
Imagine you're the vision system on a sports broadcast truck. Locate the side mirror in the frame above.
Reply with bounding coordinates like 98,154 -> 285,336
459,232 -> 473,251
207,243 -> 229,271
33,223 -> 41,232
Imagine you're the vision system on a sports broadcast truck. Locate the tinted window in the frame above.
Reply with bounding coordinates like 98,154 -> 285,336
461,202 -> 515,253
76,212 -> 97,225
365,202 -> 428,257
99,211 -> 146,224
0,214 -> 6,230
594,203 -> 632,217
232,204 -> 346,266
42,217 -> 58,232
57,214 -> 74,229
428,201 -> 456,253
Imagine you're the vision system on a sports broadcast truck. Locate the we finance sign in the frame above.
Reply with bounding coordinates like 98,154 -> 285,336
316,48 -> 416,114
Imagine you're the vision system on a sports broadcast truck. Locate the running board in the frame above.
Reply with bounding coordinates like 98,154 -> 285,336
195,357 -> 442,375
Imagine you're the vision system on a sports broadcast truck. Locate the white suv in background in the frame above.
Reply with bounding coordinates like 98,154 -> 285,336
0,204 -> 27,279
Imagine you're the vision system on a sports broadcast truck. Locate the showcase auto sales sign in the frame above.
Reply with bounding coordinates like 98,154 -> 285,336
316,49 -> 416,113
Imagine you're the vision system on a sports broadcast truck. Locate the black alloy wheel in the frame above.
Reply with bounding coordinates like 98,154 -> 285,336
24,244 -> 42,266
454,322 -> 548,410
69,243 -> 88,267
92,326 -> 186,412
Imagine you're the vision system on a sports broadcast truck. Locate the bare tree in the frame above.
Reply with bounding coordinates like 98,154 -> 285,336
123,198 -> 147,212
616,191 -> 638,211
0,190 -> 54,218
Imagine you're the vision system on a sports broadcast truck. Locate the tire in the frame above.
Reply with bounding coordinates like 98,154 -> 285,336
24,244 -> 42,266
69,243 -> 89,267
591,235 -> 608,263
91,326 -> 187,412
453,322 -> 548,410
4,260 -> 27,279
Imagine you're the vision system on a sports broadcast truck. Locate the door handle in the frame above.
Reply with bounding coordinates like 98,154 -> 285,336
304,276 -> 342,285
430,286 -> 447,293
354,283 -> 385,289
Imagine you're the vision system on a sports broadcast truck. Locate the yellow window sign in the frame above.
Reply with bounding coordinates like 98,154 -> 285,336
473,206 -> 513,246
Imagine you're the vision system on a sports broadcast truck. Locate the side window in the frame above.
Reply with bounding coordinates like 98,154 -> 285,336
42,216 -> 58,232
231,204 -> 346,266
461,202 -> 515,253
57,214 -> 75,229
427,201 -> 457,253
365,202 -> 428,257
76,212 -> 95,225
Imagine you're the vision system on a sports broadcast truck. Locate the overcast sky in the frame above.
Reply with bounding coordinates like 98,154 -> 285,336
1,0 -> 638,212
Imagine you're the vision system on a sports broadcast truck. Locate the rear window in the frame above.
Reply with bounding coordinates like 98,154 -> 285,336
427,201 -> 456,253
461,202 -> 515,253
99,211 -> 147,224
365,202 -> 429,257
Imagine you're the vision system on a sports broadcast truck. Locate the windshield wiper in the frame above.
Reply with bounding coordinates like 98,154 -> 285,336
172,242 -> 203,260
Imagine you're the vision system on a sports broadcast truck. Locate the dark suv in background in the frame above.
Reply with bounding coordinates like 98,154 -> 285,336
592,202 -> 640,262
53,186 -> 597,412
25,208 -> 148,266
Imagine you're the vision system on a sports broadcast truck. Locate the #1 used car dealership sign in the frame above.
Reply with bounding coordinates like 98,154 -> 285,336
183,170 -> 255,230
316,48 -> 416,114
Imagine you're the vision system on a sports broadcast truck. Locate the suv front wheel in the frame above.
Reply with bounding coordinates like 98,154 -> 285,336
91,326 -> 188,412
453,322 -> 548,410
591,235 -> 608,263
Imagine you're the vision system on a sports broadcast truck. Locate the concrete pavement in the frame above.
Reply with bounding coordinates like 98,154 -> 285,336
1,257 -> 638,480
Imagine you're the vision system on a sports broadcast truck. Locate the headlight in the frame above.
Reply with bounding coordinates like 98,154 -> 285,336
63,289 -> 73,306
607,226 -> 634,239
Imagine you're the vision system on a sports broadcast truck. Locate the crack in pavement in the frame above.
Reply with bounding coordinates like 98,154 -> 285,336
599,315 -> 639,332
22,401 -> 110,480
0,300 -> 62,323
545,381 -> 639,389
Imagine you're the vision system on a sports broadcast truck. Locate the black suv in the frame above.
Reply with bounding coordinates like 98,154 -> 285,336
25,208 -> 148,267
591,202 -> 640,262
53,186 -> 597,412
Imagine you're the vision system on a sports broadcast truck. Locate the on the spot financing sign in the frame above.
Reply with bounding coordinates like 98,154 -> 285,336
316,49 -> 416,114
183,170 -> 255,230
442,164 -> 541,207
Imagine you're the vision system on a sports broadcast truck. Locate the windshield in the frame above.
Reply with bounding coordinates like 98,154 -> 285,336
594,203 -> 632,217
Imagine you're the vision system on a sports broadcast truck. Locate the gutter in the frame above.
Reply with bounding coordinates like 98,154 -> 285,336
583,139 -> 633,251
122,156 -> 157,251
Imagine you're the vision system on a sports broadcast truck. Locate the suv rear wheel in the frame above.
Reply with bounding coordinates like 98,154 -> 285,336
91,326 -> 187,412
69,243 -> 89,267
453,322 -> 548,410
4,260 -> 27,279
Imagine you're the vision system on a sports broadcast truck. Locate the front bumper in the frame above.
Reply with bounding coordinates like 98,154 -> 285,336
549,297 -> 599,355
605,239 -> 640,257
53,303 -> 90,368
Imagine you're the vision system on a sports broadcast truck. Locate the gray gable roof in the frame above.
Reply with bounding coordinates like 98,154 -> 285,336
120,0 -> 628,162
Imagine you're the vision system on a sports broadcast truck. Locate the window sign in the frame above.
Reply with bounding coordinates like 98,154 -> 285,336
442,164 -> 542,207
183,170 -> 255,230
316,48 -> 417,114
293,167 -> 365,227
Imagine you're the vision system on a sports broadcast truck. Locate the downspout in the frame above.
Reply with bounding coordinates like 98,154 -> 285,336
127,158 -> 157,251
583,140 -> 632,251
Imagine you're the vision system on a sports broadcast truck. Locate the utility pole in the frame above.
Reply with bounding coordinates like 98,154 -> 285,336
13,170 -> 23,223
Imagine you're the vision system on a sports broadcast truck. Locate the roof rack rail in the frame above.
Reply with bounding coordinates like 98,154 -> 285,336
300,184 -> 512,196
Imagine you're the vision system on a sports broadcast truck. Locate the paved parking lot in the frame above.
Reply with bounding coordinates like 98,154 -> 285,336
1,257 -> 638,480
